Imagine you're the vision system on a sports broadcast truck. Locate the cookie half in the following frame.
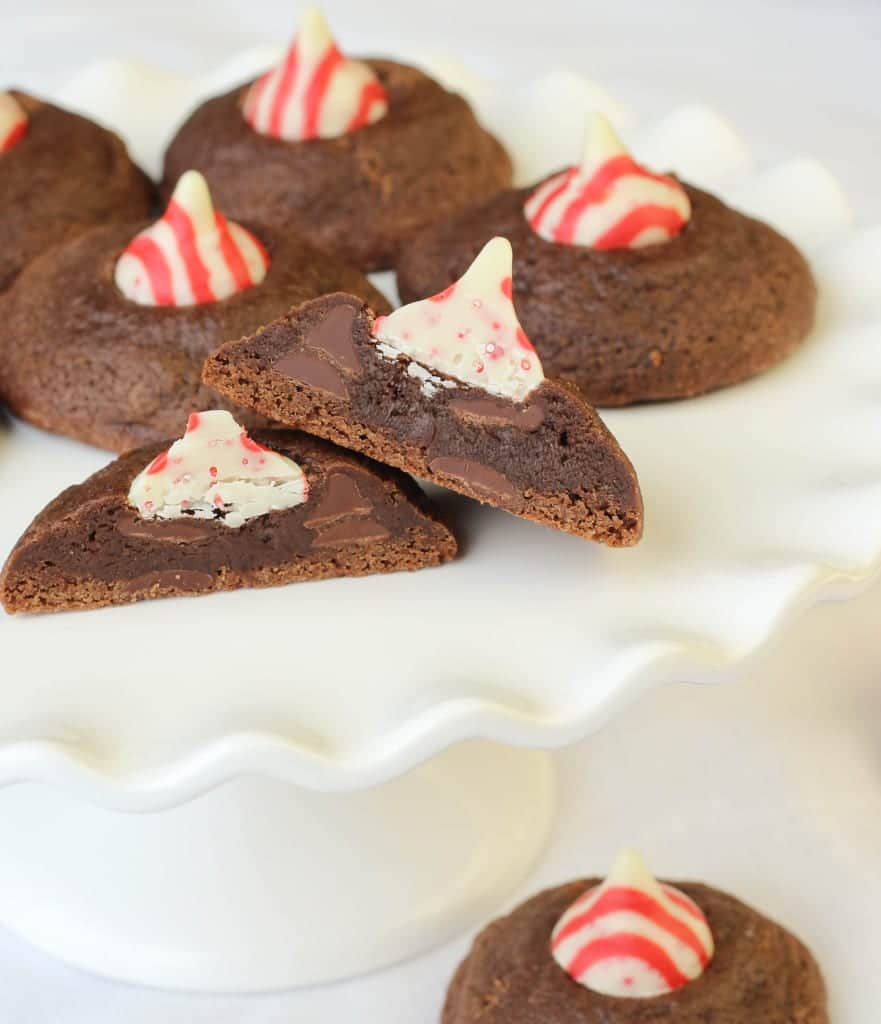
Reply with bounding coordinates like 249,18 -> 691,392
0,414 -> 455,614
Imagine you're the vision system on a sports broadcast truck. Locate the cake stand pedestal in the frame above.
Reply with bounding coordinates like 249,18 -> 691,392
0,741 -> 553,992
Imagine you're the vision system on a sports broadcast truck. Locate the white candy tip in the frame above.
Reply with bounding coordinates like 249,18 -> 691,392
460,236 -> 514,288
170,170 -> 214,214
583,111 -> 628,165
607,848 -> 654,886
299,6 -> 333,44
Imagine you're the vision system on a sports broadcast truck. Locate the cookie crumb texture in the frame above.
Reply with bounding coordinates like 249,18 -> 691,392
204,294 -> 643,546
396,184 -> 817,406
0,432 -> 456,614
162,60 -> 513,271
0,91 -> 152,294
0,221 -> 390,453
444,880 -> 828,1024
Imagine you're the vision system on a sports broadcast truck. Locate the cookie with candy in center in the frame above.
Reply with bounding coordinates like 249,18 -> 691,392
0,170 -> 389,452
443,850 -> 828,1024
161,7 -> 512,271
203,237 -> 643,545
0,410 -> 456,614
395,113 -> 817,406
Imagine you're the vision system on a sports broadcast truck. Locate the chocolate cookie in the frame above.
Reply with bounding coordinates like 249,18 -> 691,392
0,421 -> 456,615
395,182 -> 817,406
203,282 -> 643,545
0,219 -> 390,452
162,59 -> 512,272
445,879 -> 828,1024
0,90 -> 152,293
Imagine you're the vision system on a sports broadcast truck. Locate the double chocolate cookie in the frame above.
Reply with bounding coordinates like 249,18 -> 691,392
162,58 -> 512,271
1,420 -> 456,615
0,213 -> 390,453
204,279 -> 643,545
445,869 -> 828,1024
0,90 -> 152,293
396,121 -> 816,406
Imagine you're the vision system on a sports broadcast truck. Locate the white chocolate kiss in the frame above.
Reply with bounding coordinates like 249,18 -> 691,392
551,850 -> 714,999
372,237 -> 544,404
128,411 -> 308,529
115,171 -> 269,307
243,6 -> 388,142
524,113 -> 691,250
0,92 -> 27,152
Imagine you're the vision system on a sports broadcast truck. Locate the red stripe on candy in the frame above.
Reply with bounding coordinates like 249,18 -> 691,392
165,199 -> 214,304
241,431 -> 271,454
592,205 -> 685,250
146,451 -> 169,475
244,73 -> 269,127
501,276 -> 513,299
348,80 -> 386,131
268,43 -> 299,137
303,45 -> 343,138
429,284 -> 456,302
529,167 -> 577,232
555,155 -> 640,243
566,932 -> 690,990
124,235 -> 175,306
214,212 -> 253,291
661,886 -> 707,924
553,886 -> 709,965
1,121 -> 26,151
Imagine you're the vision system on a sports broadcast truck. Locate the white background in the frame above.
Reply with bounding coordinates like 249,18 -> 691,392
1,1 -> 880,1021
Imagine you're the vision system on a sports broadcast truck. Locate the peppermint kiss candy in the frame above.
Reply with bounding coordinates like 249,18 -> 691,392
373,237 -> 544,404
525,113 -> 691,250
552,850 -> 714,998
0,92 -> 27,153
129,410 -> 308,528
243,7 -> 388,141
115,170 -> 269,307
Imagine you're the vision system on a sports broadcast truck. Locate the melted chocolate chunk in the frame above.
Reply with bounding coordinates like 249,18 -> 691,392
304,472 -> 373,528
274,351 -> 349,398
311,518 -> 390,548
303,303 -> 362,373
448,395 -> 545,431
428,456 -> 519,503
122,569 -> 215,594
117,516 -> 217,542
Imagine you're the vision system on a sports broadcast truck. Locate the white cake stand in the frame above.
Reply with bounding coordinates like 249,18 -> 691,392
0,55 -> 879,992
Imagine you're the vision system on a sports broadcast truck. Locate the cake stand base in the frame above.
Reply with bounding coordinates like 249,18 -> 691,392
0,740 -> 554,992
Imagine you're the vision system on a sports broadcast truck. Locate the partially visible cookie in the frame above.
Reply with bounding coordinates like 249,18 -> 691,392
161,9 -> 512,271
0,171 -> 390,453
0,89 -> 152,293
444,850 -> 828,1024
0,411 -> 456,615
396,115 -> 817,406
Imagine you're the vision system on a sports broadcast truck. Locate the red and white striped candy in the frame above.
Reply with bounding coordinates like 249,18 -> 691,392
115,171 -> 269,307
129,410 -> 308,529
525,114 -> 691,250
0,92 -> 27,153
243,7 -> 388,142
552,850 -> 714,999
373,237 -> 544,404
